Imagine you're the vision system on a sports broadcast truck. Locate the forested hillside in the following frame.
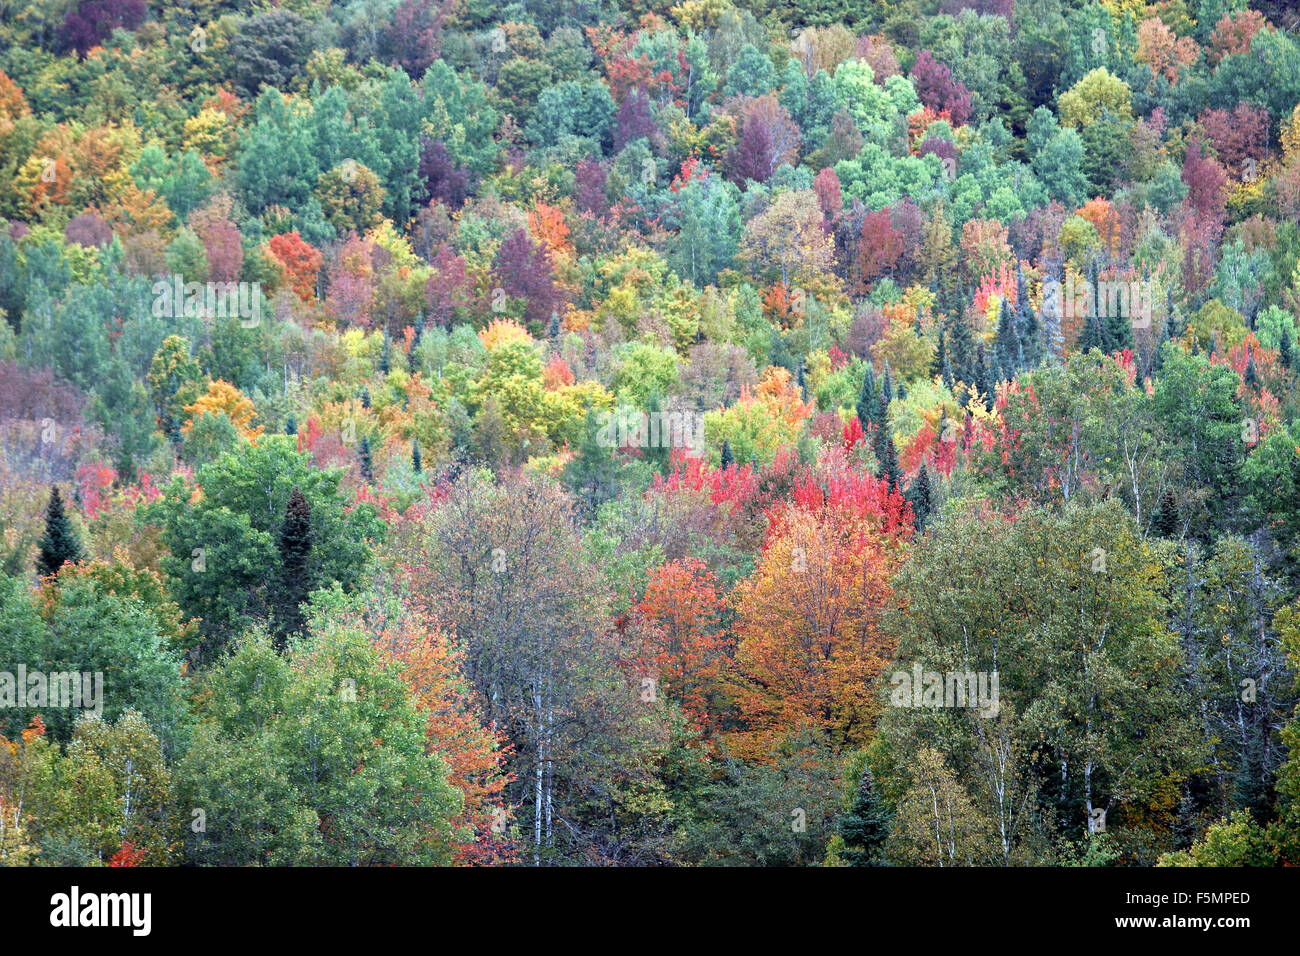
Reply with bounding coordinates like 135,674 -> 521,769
1,0 -> 1300,868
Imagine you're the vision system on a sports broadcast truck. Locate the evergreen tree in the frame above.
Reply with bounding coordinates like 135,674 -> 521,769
769,326 -> 796,375
1279,326 -> 1294,370
972,343 -> 991,409
563,409 -> 619,519
272,486 -> 314,647
796,359 -> 807,402
1078,261 -> 1106,352
1040,264 -> 1065,363
1152,488 -> 1179,538
838,766 -> 892,866
412,437 -> 422,473
284,415 -> 297,437
1015,262 -> 1041,365
359,387 -> 372,410
880,362 -> 893,409
907,463 -> 932,531
945,313 -> 978,388
412,312 -> 425,351
1151,318 -> 1171,375
1078,304 -> 1106,353
995,297 -> 1023,375
548,309 -> 561,343
856,364 -> 877,430
1105,291 -> 1133,352
720,439 -> 735,470
933,327 -> 947,381
1244,353 -> 1261,391
873,405 -> 900,490
359,435 -> 374,483
36,485 -> 83,578
642,392 -> 670,473
379,332 -> 391,374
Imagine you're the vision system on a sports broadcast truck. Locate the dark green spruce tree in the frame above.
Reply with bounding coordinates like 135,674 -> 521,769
873,403 -> 900,491
412,437 -> 423,473
907,462 -> 932,531
1014,262 -> 1040,365
839,766 -> 893,866
994,297 -> 1023,376
272,486 -> 315,648
563,408 -> 619,519
359,435 -> 374,483
1152,488 -> 1179,538
856,363 -> 877,431
945,312 -> 978,390
36,485 -> 83,578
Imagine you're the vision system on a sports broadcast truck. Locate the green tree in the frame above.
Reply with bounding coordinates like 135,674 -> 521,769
176,622 -> 463,866
36,486 -> 82,578
838,765 -> 893,866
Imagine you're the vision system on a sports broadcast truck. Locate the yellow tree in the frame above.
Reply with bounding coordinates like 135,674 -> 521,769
182,380 -> 263,440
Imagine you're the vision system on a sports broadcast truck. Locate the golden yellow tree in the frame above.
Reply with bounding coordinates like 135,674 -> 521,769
182,380 -> 264,440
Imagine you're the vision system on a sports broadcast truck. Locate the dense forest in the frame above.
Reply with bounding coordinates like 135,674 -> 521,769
0,0 -> 1298,868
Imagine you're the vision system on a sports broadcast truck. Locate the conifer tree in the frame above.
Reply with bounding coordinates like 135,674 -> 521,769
1152,488 -> 1179,538
933,327 -> 947,381
412,437 -> 423,473
1078,261 -> 1106,352
1105,293 -> 1133,352
1244,353 -> 1261,391
563,409 -> 618,519
720,439 -> 735,470
945,313 -> 978,388
1015,262 -> 1040,365
273,486 -> 314,647
359,435 -> 374,483
873,405 -> 900,490
856,364 -> 877,430
838,767 -> 892,866
1040,265 -> 1065,363
1279,326 -> 1294,370
995,296 -> 1023,375
284,415 -> 297,437
907,463 -> 932,531
972,343 -> 991,409
36,485 -> 83,578
1152,318 -> 1171,375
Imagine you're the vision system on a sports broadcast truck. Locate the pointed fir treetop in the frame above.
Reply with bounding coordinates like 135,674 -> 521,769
36,485 -> 84,578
